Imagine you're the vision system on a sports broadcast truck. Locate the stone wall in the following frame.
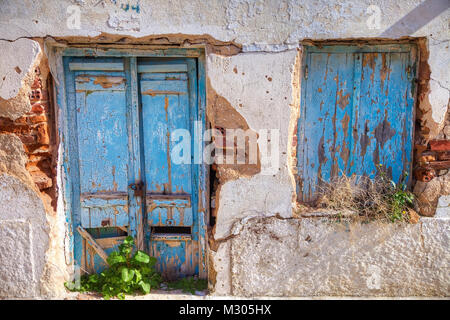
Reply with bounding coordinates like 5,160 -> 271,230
0,38 -> 67,298
213,216 -> 449,297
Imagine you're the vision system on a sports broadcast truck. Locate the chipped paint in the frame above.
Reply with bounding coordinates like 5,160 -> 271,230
297,44 -> 417,202
62,54 -> 207,278
142,89 -> 186,96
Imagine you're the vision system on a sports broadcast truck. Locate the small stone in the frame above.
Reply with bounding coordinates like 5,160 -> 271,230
407,208 -> 420,224
443,125 -> 450,139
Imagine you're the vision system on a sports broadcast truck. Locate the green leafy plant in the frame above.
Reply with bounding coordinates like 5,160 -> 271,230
65,236 -> 162,300
166,276 -> 208,295
377,164 -> 414,222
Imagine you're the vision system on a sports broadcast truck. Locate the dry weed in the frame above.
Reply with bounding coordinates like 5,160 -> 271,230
301,170 -> 417,223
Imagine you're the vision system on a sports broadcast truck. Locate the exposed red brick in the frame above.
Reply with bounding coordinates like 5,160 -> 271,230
430,140 -> 450,151
18,134 -> 37,145
31,75 -> 42,89
28,114 -> 47,124
0,117 -> 12,127
36,122 -> 50,144
30,103 -> 45,113
0,124 -> 32,135
25,144 -> 49,154
0,43 -> 57,211
14,117 -> 28,125
30,89 -> 42,103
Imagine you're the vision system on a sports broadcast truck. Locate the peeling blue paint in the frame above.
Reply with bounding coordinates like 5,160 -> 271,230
297,44 -> 417,202
60,50 -> 207,279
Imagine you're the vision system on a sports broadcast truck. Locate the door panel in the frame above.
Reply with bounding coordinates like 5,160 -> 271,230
299,52 -> 355,200
149,238 -> 196,280
65,56 -> 204,279
140,71 -> 193,227
83,231 -> 126,274
70,59 -> 131,272
75,69 -> 130,232
75,70 -> 129,196
351,52 -> 414,182
139,59 -> 198,279
297,45 -> 416,202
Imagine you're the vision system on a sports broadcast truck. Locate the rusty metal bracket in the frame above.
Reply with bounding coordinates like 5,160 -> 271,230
415,140 -> 450,182
128,181 -> 145,196
77,226 -> 109,265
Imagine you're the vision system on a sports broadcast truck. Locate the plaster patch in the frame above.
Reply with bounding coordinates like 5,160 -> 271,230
107,12 -> 140,31
435,195 -> 450,218
214,174 -> 293,240
0,173 -> 49,298
210,241 -> 232,295
0,133 -> 36,190
414,171 -> 450,216
429,78 -> 450,124
0,39 -> 41,120
0,38 -> 41,100
0,220 -> 35,297
228,216 -> 450,297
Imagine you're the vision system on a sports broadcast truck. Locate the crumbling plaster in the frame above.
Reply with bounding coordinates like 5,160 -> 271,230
0,170 -> 49,298
0,37 -> 68,298
207,50 -> 298,240
0,38 -> 41,120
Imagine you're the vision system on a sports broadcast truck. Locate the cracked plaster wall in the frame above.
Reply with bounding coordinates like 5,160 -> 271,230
0,0 -> 449,297
0,38 -> 68,299
222,216 -> 449,297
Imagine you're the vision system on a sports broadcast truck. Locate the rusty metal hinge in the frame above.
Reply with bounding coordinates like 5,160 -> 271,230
129,181 -> 145,196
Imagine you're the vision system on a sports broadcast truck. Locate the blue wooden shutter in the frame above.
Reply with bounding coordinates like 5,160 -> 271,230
297,44 -> 417,202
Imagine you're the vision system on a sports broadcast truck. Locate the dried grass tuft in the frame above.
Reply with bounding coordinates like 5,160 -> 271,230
307,173 -> 416,223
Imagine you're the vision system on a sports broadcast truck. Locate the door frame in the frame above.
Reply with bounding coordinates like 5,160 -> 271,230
50,44 -> 209,278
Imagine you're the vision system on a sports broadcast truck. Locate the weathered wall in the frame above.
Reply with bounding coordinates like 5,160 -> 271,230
0,172 -> 49,297
0,38 -> 67,298
0,0 -> 448,298
214,216 -> 450,297
207,50 -> 298,240
0,0 -> 448,138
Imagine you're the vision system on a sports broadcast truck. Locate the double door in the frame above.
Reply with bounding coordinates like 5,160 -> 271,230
64,56 -> 205,279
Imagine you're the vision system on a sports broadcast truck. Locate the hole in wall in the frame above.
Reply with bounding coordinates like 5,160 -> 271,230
151,226 -> 191,235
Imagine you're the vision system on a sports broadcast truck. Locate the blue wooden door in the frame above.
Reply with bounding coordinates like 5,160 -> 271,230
139,59 -> 199,279
64,57 -> 204,279
65,58 -> 131,273
297,44 -> 417,202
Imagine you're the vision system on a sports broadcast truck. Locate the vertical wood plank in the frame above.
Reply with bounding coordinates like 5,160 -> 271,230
64,56 -> 83,269
348,52 -> 362,176
125,57 -> 145,251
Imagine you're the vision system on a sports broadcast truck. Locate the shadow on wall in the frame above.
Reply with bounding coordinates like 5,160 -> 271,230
381,0 -> 449,37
